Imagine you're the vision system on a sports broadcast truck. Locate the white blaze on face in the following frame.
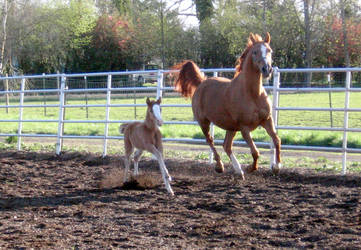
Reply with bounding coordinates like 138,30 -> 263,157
261,44 -> 271,64
261,44 -> 268,61
152,104 -> 163,126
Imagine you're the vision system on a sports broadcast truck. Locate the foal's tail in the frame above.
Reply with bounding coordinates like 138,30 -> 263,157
119,123 -> 130,134
172,60 -> 206,98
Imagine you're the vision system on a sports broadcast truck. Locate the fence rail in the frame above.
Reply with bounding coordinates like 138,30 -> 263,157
1,67 -> 361,174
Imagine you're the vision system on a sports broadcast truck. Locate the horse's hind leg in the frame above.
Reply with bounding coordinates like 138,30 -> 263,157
200,121 -> 224,173
241,129 -> 260,173
123,138 -> 134,183
133,149 -> 143,175
147,145 -> 174,195
223,131 -> 245,179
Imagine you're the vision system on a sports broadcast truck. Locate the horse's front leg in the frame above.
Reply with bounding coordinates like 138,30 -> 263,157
223,130 -> 245,179
262,118 -> 282,174
241,129 -> 260,173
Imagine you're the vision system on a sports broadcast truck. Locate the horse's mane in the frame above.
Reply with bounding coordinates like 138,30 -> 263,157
234,33 -> 264,78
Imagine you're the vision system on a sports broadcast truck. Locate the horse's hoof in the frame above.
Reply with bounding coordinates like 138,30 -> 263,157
167,187 -> 174,196
245,165 -> 257,173
271,163 -> 282,175
236,171 -> 245,180
215,162 -> 224,173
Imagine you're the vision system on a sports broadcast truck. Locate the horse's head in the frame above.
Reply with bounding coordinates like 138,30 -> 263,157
248,32 -> 273,78
146,97 -> 163,127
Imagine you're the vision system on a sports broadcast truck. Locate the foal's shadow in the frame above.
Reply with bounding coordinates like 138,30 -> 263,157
0,187 -> 154,211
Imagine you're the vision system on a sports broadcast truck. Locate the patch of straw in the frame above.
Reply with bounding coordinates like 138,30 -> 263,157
99,169 -> 160,190
98,168 -> 124,189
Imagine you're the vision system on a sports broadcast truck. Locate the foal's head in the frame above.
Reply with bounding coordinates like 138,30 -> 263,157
236,32 -> 273,78
146,97 -> 163,127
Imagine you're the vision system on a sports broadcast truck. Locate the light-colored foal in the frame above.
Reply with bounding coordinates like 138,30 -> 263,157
119,97 -> 174,195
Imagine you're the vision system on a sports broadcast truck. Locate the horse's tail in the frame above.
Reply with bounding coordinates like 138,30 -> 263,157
119,123 -> 130,134
172,60 -> 206,98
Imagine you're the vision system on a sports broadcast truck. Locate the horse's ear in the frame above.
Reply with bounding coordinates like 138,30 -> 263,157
146,97 -> 151,106
156,97 -> 162,104
264,32 -> 271,44
249,33 -> 256,44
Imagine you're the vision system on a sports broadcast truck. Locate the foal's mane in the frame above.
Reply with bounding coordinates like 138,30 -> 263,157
234,33 -> 264,78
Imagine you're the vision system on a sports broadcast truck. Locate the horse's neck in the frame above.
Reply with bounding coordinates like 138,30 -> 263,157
144,112 -> 157,131
237,57 -> 263,97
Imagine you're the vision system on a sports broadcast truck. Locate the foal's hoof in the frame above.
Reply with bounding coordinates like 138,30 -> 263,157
236,171 -> 245,181
215,162 -> 224,173
271,163 -> 282,175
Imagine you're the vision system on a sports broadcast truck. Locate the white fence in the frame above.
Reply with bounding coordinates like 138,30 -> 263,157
1,67 -> 361,174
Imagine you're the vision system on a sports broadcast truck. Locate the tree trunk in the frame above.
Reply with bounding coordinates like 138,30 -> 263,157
303,0 -> 312,87
340,0 -> 350,67
0,0 -> 9,75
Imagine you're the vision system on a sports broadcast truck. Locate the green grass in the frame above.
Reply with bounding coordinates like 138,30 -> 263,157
1,92 -> 361,149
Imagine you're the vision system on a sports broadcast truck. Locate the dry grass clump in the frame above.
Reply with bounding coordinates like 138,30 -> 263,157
98,169 -> 160,190
98,168 -> 124,189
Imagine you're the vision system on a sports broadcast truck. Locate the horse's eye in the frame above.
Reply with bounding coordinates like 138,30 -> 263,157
253,51 -> 257,55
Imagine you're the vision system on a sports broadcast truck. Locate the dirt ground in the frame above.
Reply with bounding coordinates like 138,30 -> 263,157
0,150 -> 360,249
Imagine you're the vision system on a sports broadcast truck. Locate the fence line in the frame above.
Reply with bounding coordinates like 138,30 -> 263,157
1,67 -> 361,174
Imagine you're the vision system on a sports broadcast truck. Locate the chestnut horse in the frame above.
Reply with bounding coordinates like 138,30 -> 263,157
119,97 -> 174,195
173,33 -> 281,179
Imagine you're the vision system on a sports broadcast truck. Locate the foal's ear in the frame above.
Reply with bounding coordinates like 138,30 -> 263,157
146,97 -> 151,106
264,32 -> 271,44
156,97 -> 162,104
249,33 -> 256,44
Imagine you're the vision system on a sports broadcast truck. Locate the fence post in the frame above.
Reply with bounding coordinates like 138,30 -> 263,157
327,73 -> 333,127
5,74 -> 9,113
84,76 -> 89,119
56,71 -> 60,96
133,73 -> 137,119
17,78 -> 25,150
56,75 -> 66,155
42,73 -> 47,116
208,72 -> 218,164
342,71 -> 351,175
103,74 -> 112,157
156,70 -> 163,99
270,67 -> 280,169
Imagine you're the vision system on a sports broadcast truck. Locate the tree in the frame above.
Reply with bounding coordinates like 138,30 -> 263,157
0,0 -> 12,75
16,0 -> 97,73
84,15 -> 138,71
112,0 -> 130,15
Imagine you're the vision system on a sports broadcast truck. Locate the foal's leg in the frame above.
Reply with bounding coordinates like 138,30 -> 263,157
241,129 -> 260,173
133,149 -> 143,175
200,121 -> 224,173
223,131 -> 245,179
262,118 -> 282,174
147,144 -> 174,195
123,138 -> 134,183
